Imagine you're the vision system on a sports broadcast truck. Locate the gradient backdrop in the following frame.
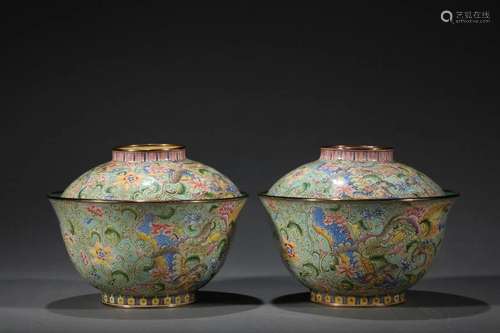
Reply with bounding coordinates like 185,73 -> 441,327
0,3 -> 498,333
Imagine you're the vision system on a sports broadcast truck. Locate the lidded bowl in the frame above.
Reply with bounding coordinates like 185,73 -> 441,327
49,144 -> 247,308
260,145 -> 458,307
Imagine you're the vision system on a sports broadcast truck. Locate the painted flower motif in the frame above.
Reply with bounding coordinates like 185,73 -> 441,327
87,174 -> 107,188
218,202 -> 235,220
151,223 -> 174,236
151,266 -> 170,281
330,175 -> 355,197
90,241 -> 113,266
337,260 -> 356,278
144,163 -> 168,175
86,205 -> 104,217
336,253 -> 356,278
337,184 -> 355,196
191,178 -> 209,191
206,242 -> 218,255
283,241 -> 297,259
406,206 -> 426,220
115,172 -> 142,189
324,212 -> 347,226
317,163 -> 341,176
377,165 -> 401,177
80,250 -> 89,266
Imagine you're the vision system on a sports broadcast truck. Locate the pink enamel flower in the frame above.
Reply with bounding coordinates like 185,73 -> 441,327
218,202 -> 235,220
324,212 -> 347,226
151,223 -> 174,236
87,205 -> 104,217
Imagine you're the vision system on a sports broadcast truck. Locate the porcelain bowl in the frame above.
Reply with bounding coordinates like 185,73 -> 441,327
49,192 -> 247,308
260,191 -> 458,307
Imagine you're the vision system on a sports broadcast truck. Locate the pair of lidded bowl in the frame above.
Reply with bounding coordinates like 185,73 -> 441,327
49,144 -> 458,308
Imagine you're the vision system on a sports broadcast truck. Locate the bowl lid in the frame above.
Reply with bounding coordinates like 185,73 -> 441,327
267,145 -> 444,200
62,144 -> 241,201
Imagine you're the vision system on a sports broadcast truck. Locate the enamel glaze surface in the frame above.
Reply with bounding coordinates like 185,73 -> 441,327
50,196 -> 246,300
261,146 -> 456,306
62,145 -> 240,201
51,144 -> 246,307
261,196 -> 454,298
63,160 -> 241,201
269,147 -> 444,199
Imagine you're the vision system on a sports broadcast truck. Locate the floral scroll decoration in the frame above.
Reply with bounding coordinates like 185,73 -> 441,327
53,198 -> 245,297
261,197 -> 452,295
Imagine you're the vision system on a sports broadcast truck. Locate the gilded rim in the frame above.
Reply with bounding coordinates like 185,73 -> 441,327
321,145 -> 394,151
47,191 -> 248,204
310,291 -> 406,307
113,143 -> 185,152
259,190 -> 459,203
102,293 -> 195,308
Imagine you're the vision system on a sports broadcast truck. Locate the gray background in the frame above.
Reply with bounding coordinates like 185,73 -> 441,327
1,3 -> 499,332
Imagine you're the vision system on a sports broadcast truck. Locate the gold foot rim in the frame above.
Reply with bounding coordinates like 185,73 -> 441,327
101,292 -> 196,308
310,291 -> 406,307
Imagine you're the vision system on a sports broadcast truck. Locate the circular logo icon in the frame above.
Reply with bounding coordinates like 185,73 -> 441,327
441,10 -> 453,23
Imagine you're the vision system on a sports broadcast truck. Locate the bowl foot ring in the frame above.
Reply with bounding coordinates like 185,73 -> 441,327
310,291 -> 406,307
101,292 -> 196,308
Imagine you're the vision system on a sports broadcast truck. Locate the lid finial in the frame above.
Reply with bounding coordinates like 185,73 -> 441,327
320,145 -> 394,162
112,144 -> 186,162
